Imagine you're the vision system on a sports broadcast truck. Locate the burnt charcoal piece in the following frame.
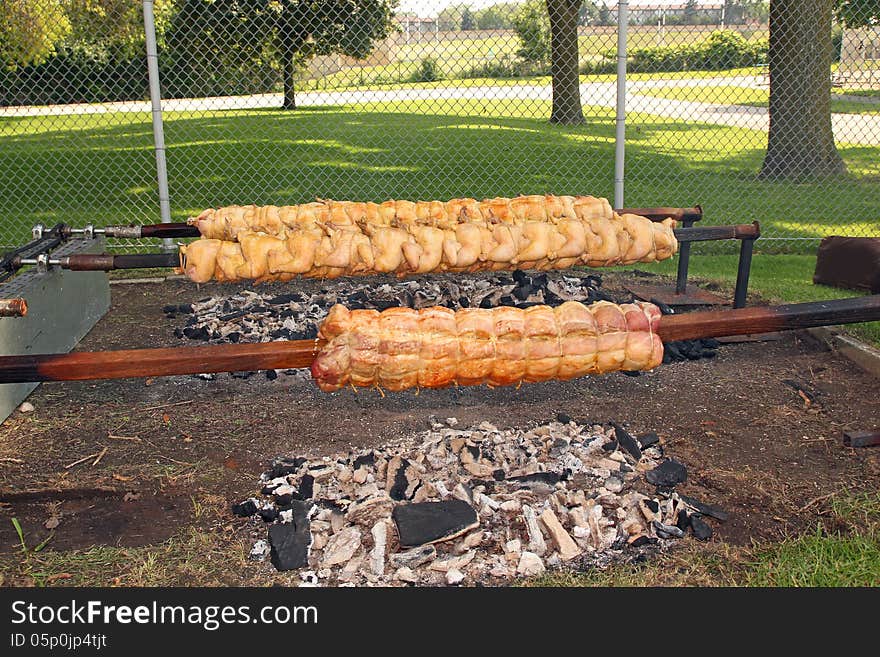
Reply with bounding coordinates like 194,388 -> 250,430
676,509 -> 691,531
374,299 -> 398,311
297,474 -> 315,500
183,326 -> 210,341
265,369 -> 278,380
664,342 -> 683,361
653,520 -> 685,539
274,491 -> 294,506
690,514 -> 713,541
644,499 -> 660,514
266,457 -> 307,479
479,296 -> 494,309
469,479 -> 495,494
512,270 -> 528,284
492,469 -> 506,481
353,451 -> 375,469
512,285 -> 534,301
458,296 -> 470,308
556,412 -> 572,424
680,495 -> 728,522
227,332 -> 241,343
389,459 -> 411,501
645,459 -> 688,488
612,423 -> 642,461
464,445 -> 480,461
231,499 -> 258,517
638,432 -> 660,449
258,508 -> 279,523
629,535 -> 655,548
621,370 -> 642,377
392,500 -> 479,548
509,472 -> 563,486
173,328 -> 184,339
268,502 -> 311,571
602,439 -> 619,452
499,295 -> 515,306
178,304 -> 194,314
231,370 -> 255,379
162,304 -> 178,314
219,310 -> 248,322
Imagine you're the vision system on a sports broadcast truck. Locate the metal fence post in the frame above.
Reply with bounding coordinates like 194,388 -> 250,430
614,0 -> 629,210
143,0 -> 173,252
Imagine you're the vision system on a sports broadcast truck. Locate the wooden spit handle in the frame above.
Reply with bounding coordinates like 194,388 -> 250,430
0,296 -> 876,384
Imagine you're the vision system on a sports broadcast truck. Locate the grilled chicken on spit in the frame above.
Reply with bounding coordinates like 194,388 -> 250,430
310,300 -> 663,392
180,195 -> 677,282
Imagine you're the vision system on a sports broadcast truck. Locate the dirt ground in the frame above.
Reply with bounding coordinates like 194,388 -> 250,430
1,274 -> 878,585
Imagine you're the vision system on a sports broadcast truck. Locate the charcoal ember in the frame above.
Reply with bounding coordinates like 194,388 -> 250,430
258,508 -> 279,523
266,457 -> 307,479
645,459 -> 688,488
183,326 -> 210,341
392,500 -> 479,548
676,509 -> 691,531
556,412 -> 572,424
680,495 -> 728,522
231,370 -> 255,379
265,369 -> 278,380
509,472 -> 563,486
231,499 -> 258,517
637,432 -> 660,449
653,520 -> 685,539
297,474 -> 315,500
690,514 -> 713,541
612,422 -> 642,461
268,501 -> 312,571
353,451 -> 375,469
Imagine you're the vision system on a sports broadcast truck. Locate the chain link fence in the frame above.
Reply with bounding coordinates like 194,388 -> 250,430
0,0 -> 878,259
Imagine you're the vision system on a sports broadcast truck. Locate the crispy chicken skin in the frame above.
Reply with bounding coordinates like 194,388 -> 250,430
310,301 -> 663,392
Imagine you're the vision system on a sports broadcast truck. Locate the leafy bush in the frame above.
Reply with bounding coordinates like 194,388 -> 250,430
411,57 -> 441,83
600,30 -> 768,74
460,54 -> 549,79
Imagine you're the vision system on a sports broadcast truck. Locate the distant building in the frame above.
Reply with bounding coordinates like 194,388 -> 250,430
396,13 -> 439,37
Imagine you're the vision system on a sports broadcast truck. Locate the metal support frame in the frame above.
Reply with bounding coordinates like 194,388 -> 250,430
733,236 -> 756,309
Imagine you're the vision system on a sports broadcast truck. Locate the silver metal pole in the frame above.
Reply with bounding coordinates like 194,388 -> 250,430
143,0 -> 173,252
614,1 -> 629,209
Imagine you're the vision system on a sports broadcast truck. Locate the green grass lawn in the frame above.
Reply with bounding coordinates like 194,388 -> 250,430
1,99 -> 877,250
639,84 -> 880,115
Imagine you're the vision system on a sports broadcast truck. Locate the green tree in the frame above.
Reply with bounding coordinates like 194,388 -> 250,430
547,0 -> 585,125
461,7 -> 476,30
759,0 -> 846,179
835,0 -> 880,26
513,0 -> 551,63
475,3 -> 519,29
62,0 -> 174,59
684,0 -> 699,24
579,1 -> 599,25
597,3 -> 613,25
275,0 -> 397,110
0,0 -> 70,69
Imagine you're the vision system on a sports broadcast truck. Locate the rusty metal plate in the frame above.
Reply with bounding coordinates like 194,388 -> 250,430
625,283 -> 728,307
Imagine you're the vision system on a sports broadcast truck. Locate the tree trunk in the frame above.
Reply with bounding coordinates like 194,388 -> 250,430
282,53 -> 296,110
547,0 -> 585,125
759,0 -> 846,179
280,1 -> 297,110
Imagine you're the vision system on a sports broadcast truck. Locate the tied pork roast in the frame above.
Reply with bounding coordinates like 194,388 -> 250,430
310,300 -> 663,392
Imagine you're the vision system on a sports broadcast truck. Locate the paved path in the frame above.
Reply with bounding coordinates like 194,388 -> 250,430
2,76 -> 877,146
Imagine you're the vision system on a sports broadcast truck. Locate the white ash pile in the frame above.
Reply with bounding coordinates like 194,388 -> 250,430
233,418 -> 726,586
